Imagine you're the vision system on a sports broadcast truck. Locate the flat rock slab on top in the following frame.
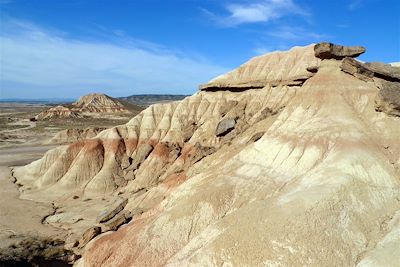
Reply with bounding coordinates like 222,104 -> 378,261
314,42 -> 366,60
199,45 -> 320,91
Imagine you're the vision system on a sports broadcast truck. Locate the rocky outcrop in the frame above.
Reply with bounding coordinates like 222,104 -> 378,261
0,236 -> 75,266
78,227 -> 101,249
341,57 -> 400,82
314,42 -> 366,59
73,93 -> 130,114
96,197 -> 128,223
35,93 -> 132,121
101,211 -> 132,232
375,79 -> 400,116
215,118 -> 235,136
14,43 -> 400,267
49,127 -> 106,144
35,105 -> 81,120
340,57 -> 400,116
364,62 -> 400,81
199,45 -> 320,90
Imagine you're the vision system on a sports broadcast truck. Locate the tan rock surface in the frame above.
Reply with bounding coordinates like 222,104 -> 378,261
73,93 -> 130,114
199,44 -> 320,90
49,127 -> 106,144
35,105 -> 81,120
12,43 -> 400,267
314,42 -> 366,59
96,197 -> 128,223
35,93 -> 131,121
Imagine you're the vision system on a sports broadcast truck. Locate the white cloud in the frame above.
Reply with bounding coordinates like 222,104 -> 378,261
267,26 -> 329,41
253,46 -> 273,55
348,0 -> 363,10
205,0 -> 309,27
0,19 -> 228,98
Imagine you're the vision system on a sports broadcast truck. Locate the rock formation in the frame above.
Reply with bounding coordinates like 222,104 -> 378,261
199,44 -> 320,90
314,42 -> 366,59
73,93 -> 130,114
13,43 -> 400,267
35,93 -> 131,120
49,127 -> 106,144
35,105 -> 81,120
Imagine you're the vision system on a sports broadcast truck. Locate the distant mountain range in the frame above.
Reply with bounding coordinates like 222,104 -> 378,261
1,94 -> 188,107
0,98 -> 75,104
118,94 -> 188,107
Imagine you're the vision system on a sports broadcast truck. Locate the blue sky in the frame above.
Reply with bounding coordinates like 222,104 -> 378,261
0,0 -> 399,99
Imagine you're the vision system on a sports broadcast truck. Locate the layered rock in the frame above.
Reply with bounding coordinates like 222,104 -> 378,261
35,93 -> 132,121
199,44 -> 320,90
49,127 -> 106,144
314,42 -> 366,59
35,105 -> 81,120
73,93 -> 130,114
340,57 -> 400,116
14,43 -> 400,267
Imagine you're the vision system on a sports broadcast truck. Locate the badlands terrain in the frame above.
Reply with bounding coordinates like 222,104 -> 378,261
1,42 -> 400,266
0,93 -> 142,148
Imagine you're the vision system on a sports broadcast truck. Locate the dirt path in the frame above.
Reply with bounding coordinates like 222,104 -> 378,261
0,166 -> 66,249
0,121 -> 36,134
0,145 -> 57,166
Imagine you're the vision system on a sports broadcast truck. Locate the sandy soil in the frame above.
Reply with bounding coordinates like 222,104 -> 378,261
0,102 -> 138,148
0,141 -> 67,252
0,145 -> 57,167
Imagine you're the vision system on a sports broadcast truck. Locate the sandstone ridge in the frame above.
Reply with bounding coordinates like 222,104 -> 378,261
13,42 -> 400,267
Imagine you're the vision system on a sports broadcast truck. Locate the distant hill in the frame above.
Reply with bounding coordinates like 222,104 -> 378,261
0,98 -> 74,104
35,93 -> 143,120
119,94 -> 188,107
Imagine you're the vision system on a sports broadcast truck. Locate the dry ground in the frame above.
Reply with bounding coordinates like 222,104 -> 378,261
0,102 -> 139,148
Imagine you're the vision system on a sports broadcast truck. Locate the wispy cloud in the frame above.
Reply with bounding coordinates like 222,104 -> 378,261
348,0 -> 363,10
252,43 -> 293,56
253,46 -> 273,55
203,0 -> 309,27
0,19 -> 228,98
267,26 -> 329,41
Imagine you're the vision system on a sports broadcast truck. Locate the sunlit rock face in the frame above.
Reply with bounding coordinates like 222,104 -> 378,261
35,93 -> 131,121
35,105 -> 81,120
199,44 -> 320,90
14,43 -> 400,267
73,93 -> 130,114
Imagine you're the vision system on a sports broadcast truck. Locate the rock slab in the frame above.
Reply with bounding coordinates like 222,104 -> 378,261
78,227 -> 101,248
96,197 -> 128,223
314,42 -> 365,59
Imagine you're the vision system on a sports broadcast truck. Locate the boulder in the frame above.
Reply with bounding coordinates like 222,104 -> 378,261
215,118 -> 236,137
375,80 -> 400,116
101,211 -> 131,232
314,42 -> 365,59
78,227 -> 101,248
306,66 -> 319,73
249,132 -> 265,143
127,144 -> 154,171
96,197 -> 128,223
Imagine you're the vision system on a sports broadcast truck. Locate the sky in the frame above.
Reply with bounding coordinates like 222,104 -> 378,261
0,0 -> 399,99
